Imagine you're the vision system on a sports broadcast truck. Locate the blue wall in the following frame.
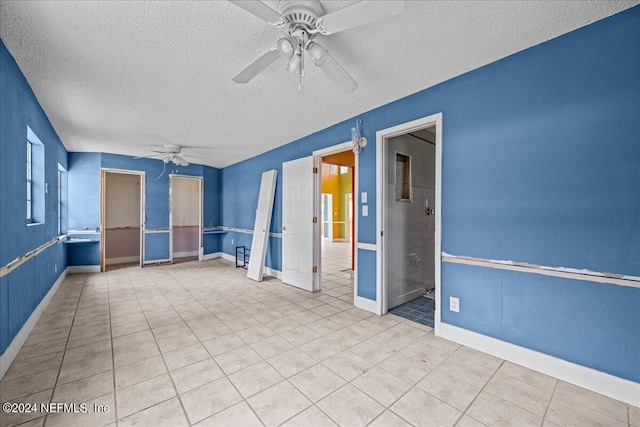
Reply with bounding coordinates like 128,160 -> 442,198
67,152 -> 221,265
219,8 -> 640,382
0,41 -> 68,355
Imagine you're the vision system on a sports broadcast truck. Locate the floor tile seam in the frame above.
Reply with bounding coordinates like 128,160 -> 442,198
148,286 -> 268,426
201,347 -> 268,426
540,379 -> 560,426
142,281 -> 200,427
104,272 -> 123,426
434,351 -> 500,390
116,395 -> 178,424
546,381 -> 630,425
481,381 -> 552,419
42,273 -> 89,426
298,379 -> 365,427
154,347 -> 195,426
349,366 -> 414,408
1,350 -> 67,383
457,359 -> 526,426
491,365 -> 559,397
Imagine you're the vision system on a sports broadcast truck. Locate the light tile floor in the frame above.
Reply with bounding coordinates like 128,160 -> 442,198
1,259 -> 636,427
321,240 -> 354,299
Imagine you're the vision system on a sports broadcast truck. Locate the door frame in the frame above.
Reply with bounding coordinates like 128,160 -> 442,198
100,168 -> 146,272
169,174 -> 203,263
312,141 -> 358,295
377,113 -> 443,335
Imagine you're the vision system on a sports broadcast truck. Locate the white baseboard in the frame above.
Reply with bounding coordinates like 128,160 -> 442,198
105,256 -> 139,265
1,268 -> 68,379
201,252 -> 221,261
143,259 -> 171,266
439,323 -> 640,407
264,267 -> 282,280
219,252 -> 281,279
68,265 -> 100,273
220,252 -> 235,263
173,251 -> 199,258
354,295 -> 378,313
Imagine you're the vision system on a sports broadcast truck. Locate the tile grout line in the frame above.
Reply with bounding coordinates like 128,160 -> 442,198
541,379 -> 560,426
106,273 -> 121,426
42,273 -> 88,427
148,269 -> 268,427
456,358 -> 507,427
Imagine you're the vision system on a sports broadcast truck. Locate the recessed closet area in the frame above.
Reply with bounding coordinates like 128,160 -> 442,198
104,171 -> 142,266
170,175 -> 202,262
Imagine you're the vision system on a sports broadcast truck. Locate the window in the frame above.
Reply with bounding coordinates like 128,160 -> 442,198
396,152 -> 411,201
27,140 -> 32,221
340,166 -> 349,174
329,164 -> 338,175
27,127 -> 45,224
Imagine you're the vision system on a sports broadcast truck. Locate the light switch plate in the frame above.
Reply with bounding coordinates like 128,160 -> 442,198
361,192 -> 367,203
362,205 -> 368,216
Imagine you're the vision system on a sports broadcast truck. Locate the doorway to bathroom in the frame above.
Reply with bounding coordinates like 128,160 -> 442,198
379,113 -> 442,331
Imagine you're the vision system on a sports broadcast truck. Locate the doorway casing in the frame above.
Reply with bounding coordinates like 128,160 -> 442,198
377,113 -> 443,335
169,174 -> 203,263
100,168 -> 146,272
312,141 -> 358,297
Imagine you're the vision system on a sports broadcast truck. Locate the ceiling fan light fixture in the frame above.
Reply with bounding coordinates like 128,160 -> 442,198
174,156 -> 189,167
277,36 -> 298,59
287,50 -> 303,75
307,41 -> 327,66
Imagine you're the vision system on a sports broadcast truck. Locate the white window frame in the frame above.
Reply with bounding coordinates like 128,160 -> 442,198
27,140 -> 33,222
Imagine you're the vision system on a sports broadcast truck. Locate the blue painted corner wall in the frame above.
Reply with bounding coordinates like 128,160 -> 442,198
1,40 -> 68,356
67,152 -> 221,266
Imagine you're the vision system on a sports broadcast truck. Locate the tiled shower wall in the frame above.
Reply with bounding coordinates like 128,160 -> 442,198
386,133 -> 436,309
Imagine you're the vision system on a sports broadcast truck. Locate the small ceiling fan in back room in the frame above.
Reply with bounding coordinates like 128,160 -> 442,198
134,144 -> 208,178
230,0 -> 405,92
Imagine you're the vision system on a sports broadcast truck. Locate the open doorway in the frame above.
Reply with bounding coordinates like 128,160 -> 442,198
170,175 -> 202,264
100,169 -> 144,272
385,127 -> 436,326
318,149 -> 355,300
378,113 -> 442,333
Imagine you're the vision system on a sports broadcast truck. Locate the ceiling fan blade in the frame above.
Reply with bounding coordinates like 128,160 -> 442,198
233,48 -> 282,83
308,43 -> 357,93
134,154 -> 163,159
183,154 -> 210,160
228,0 -> 284,25
173,155 -> 189,167
317,0 -> 405,35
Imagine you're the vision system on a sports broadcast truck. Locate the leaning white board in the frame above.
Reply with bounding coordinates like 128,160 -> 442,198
247,169 -> 278,281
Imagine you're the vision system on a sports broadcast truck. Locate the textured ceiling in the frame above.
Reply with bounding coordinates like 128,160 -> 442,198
1,1 -> 637,168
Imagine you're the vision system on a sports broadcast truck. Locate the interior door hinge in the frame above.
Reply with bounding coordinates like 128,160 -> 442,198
381,231 -> 384,237
312,266 -> 318,273
313,217 -> 317,223
313,167 -> 318,174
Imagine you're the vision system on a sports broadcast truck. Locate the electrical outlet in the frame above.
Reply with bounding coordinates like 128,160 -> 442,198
231,239 -> 234,245
54,264 -> 57,274
449,296 -> 460,313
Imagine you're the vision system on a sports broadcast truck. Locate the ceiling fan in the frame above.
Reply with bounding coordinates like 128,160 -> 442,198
135,144 -> 208,178
230,0 -> 405,92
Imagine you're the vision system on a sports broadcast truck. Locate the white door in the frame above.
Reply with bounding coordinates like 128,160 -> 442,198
247,170 -> 278,281
282,156 -> 315,291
